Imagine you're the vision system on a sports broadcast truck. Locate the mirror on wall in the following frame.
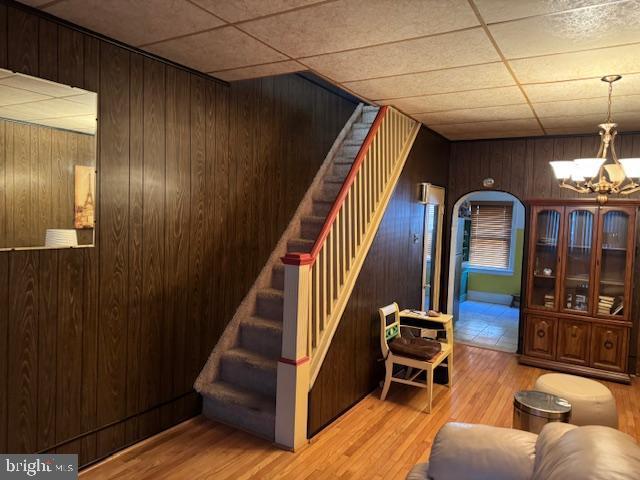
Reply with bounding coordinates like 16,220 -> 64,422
0,68 -> 97,251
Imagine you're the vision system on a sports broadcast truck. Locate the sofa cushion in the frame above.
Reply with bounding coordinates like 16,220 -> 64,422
534,422 -> 577,471
533,425 -> 640,480
427,422 -> 537,480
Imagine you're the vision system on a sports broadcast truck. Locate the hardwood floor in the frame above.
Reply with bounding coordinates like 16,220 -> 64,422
81,344 -> 640,480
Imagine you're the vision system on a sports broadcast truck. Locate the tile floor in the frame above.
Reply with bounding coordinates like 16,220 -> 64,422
454,300 -> 519,353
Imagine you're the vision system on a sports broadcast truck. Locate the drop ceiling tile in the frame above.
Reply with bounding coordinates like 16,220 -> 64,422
0,72 -> 84,97
63,93 -> 98,108
540,111 -> 640,132
509,43 -> 640,84
428,117 -> 541,135
489,1 -> 640,59
191,0 -> 325,22
443,129 -> 544,140
344,62 -> 515,101
534,94 -> 640,118
240,0 -> 479,58
302,28 -> 499,83
381,86 -> 526,113
474,0 -> 610,24
146,26 -> 287,73
0,98 -> 94,122
524,74 -> 640,103
212,60 -> 306,81
45,0 -> 224,47
415,104 -> 534,125
0,85 -> 50,106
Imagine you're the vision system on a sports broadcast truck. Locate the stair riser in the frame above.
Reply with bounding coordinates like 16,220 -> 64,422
256,295 -> 283,321
220,356 -> 276,397
341,145 -> 361,158
350,127 -> 368,142
203,396 -> 274,441
321,182 -> 342,199
332,163 -> 352,178
301,220 -> 323,240
240,324 -> 282,358
362,110 -> 377,123
271,267 -> 284,290
312,201 -> 331,217
287,239 -> 313,253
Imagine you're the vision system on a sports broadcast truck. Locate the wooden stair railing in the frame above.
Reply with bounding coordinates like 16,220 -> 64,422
276,106 -> 419,449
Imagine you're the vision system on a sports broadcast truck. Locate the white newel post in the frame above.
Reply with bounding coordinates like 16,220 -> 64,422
275,253 -> 311,450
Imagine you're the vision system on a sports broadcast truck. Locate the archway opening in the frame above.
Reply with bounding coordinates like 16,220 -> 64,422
447,190 -> 525,353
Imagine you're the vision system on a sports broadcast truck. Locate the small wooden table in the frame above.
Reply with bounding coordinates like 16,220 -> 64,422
399,310 -> 454,401
399,310 -> 454,344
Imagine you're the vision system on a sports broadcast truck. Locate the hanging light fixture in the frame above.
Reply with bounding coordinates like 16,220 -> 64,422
549,75 -> 640,204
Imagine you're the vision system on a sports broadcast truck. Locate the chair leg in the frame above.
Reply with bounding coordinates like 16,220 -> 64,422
447,353 -> 453,388
425,368 -> 433,414
404,367 -> 413,380
380,358 -> 393,401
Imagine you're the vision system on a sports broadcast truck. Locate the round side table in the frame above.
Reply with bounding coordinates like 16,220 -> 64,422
513,390 -> 571,434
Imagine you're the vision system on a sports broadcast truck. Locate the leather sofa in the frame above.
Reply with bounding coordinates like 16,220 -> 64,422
407,422 -> 640,480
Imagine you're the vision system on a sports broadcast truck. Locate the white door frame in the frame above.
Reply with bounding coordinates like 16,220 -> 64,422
422,184 -> 446,311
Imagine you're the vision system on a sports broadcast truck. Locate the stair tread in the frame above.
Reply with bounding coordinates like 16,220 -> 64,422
289,238 -> 315,246
202,380 -> 275,414
325,175 -> 347,184
223,347 -> 277,371
301,215 -> 326,224
257,287 -> 283,299
242,315 -> 283,330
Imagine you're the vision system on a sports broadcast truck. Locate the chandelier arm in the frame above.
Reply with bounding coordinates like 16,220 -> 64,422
618,181 -> 640,195
559,182 -> 590,193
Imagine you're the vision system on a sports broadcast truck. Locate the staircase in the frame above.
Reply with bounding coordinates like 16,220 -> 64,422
195,104 -> 380,440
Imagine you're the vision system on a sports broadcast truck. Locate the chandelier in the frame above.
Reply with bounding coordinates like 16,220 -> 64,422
549,75 -> 640,204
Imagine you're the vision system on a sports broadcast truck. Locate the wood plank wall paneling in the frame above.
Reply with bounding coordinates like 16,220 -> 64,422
308,127 -> 450,435
0,119 -> 95,249
444,133 -> 640,373
0,1 -> 356,467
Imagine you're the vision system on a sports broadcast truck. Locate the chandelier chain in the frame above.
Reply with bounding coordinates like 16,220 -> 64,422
606,80 -> 613,123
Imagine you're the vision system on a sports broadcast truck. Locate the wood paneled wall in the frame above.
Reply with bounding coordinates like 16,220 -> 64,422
448,133 -> 640,206
0,119 -> 95,248
0,1 -> 355,466
308,127 -> 450,435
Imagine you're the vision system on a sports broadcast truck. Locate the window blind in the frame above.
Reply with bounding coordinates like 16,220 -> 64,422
469,202 -> 513,269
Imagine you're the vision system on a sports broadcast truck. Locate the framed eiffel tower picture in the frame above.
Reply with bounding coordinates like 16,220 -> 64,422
74,165 -> 96,229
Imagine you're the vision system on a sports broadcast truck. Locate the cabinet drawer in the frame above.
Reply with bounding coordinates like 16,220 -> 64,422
557,319 -> 591,366
524,315 -> 557,360
590,324 -> 628,373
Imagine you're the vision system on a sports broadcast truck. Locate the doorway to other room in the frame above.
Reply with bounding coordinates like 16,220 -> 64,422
447,191 -> 525,353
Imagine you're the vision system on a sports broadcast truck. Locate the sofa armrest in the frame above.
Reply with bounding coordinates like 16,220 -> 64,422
427,422 -> 537,480
406,462 -> 429,480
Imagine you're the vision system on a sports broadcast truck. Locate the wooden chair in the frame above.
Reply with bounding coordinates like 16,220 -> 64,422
379,303 -> 453,413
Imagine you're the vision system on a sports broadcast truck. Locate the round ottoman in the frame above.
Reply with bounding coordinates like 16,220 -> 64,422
534,373 -> 618,428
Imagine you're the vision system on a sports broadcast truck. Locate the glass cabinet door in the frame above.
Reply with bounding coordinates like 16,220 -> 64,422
561,207 -> 596,315
528,207 -> 563,310
595,207 -> 635,320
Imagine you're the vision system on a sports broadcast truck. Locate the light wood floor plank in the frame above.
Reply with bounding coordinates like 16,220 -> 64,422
81,344 -> 640,480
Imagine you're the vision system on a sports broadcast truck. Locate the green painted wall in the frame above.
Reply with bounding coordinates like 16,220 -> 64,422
468,229 -> 524,296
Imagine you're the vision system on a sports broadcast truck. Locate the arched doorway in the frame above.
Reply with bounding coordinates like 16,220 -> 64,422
447,190 -> 526,353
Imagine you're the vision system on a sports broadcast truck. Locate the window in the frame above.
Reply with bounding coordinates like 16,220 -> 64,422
469,201 -> 513,270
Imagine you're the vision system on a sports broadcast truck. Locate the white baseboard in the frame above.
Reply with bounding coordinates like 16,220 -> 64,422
467,290 -> 513,306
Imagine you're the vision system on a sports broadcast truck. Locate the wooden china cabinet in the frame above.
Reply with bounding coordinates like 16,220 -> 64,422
521,199 -> 638,383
